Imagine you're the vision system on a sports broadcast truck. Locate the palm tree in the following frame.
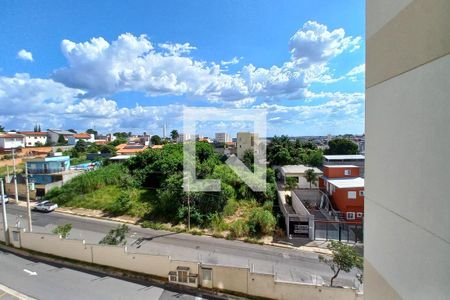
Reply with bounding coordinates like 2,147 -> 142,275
304,169 -> 318,188
285,176 -> 298,205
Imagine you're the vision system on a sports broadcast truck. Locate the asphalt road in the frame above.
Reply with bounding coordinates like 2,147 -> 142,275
0,248 -> 222,300
1,204 -> 358,287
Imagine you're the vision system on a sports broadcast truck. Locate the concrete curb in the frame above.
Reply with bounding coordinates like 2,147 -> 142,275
0,283 -> 36,300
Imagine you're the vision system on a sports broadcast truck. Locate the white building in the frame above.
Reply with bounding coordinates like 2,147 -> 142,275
67,133 -> 95,145
0,133 -> 25,149
18,131 -> 48,147
365,1 -> 450,299
279,165 -> 323,189
215,133 -> 231,143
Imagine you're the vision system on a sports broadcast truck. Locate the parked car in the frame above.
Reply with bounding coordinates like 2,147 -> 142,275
34,200 -> 58,212
0,194 -> 9,204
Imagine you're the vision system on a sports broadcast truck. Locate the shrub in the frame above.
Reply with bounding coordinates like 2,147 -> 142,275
244,237 -> 264,245
212,232 -> 224,238
247,207 -> 276,236
141,221 -> 168,230
106,190 -> 133,216
190,229 -> 203,236
209,213 -> 228,233
99,224 -> 129,246
52,224 -> 72,239
223,198 -> 238,217
229,219 -> 249,238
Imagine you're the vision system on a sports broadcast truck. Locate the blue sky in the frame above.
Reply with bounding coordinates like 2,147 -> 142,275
0,0 -> 365,137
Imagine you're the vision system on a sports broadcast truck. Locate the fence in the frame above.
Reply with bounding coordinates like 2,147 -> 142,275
0,225 -> 362,300
314,220 -> 363,243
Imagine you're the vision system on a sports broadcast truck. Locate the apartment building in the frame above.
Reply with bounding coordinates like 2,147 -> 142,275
0,133 -> 25,150
215,132 -> 231,143
47,129 -> 75,144
365,1 -> 450,299
236,132 -> 259,160
67,133 -> 95,145
323,154 -> 365,177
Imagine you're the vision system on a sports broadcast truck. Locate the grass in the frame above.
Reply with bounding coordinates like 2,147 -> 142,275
0,163 -> 24,177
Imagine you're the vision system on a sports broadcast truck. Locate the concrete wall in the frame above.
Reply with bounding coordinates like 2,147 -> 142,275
8,229 -> 361,299
365,0 -> 450,299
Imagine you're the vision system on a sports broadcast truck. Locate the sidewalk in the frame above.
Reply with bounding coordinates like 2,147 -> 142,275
0,283 -> 35,300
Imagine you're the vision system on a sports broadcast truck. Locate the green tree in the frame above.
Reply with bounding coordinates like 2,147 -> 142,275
52,224 -> 72,239
151,135 -> 162,145
285,176 -> 298,192
242,149 -> 254,169
57,134 -> 67,145
99,144 -> 117,155
325,138 -> 358,155
86,128 -> 98,138
170,130 -> 179,142
113,132 -> 128,139
308,150 -> 323,167
318,241 -> 363,286
35,141 -> 44,147
304,169 -> 318,189
74,140 -> 88,153
99,224 -> 129,246
0,124 -> 5,132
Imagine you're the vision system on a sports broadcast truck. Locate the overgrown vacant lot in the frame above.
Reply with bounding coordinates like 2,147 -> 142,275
46,143 -> 282,239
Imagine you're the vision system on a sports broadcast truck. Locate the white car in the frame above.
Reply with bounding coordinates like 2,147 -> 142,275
0,194 -> 9,204
34,200 -> 58,212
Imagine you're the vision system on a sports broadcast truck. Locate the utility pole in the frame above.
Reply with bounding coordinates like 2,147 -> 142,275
1,178 -> 9,244
24,163 -> 32,232
187,181 -> 191,232
12,148 -> 18,204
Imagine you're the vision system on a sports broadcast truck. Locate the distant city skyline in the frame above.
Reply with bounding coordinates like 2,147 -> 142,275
0,1 -> 365,136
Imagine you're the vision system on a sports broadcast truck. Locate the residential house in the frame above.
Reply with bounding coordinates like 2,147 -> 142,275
116,143 -> 148,155
47,129 -> 75,144
67,133 -> 95,145
319,165 -> 364,222
236,132 -> 259,160
18,131 -> 48,147
279,165 -> 323,189
322,154 -> 365,177
0,133 -> 25,150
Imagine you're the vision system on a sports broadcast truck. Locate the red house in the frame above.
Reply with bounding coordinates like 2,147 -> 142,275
319,165 -> 364,222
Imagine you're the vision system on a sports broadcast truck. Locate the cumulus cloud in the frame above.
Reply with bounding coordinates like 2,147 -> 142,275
289,21 -> 361,66
221,56 -> 242,66
52,22 -> 361,103
17,49 -> 34,62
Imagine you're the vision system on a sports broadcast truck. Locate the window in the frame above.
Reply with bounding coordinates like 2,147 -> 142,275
177,270 -> 188,283
346,212 -> 355,220
188,276 -> 196,284
359,190 -> 364,196
348,191 -> 357,199
344,169 -> 351,175
357,212 -> 363,218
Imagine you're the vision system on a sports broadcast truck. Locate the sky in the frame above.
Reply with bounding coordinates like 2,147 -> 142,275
0,0 -> 365,137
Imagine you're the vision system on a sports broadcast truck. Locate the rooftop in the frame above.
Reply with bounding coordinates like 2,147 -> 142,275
323,154 -> 365,160
48,129 -> 75,135
0,133 -> 25,139
327,177 -> 364,188
324,164 -> 359,168
18,131 -> 48,136
280,165 -> 323,175
73,133 -> 91,139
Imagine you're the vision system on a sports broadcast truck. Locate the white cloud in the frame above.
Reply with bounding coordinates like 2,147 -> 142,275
288,21 -> 361,66
17,49 -> 34,62
52,22 -> 361,103
158,42 -> 196,56
221,56 -> 242,66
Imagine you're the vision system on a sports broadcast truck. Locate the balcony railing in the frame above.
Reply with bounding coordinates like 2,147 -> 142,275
27,168 -> 64,174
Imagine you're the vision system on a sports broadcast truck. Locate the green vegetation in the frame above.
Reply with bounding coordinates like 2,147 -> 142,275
304,168 -> 318,188
267,135 -> 323,167
318,241 -> 363,286
47,142 -> 279,239
99,224 -> 129,246
52,224 -> 72,239
325,138 -> 359,155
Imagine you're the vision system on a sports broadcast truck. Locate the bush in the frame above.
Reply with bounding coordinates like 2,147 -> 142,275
52,224 -> 72,238
141,221 -> 168,230
209,213 -> 228,233
247,207 -> 276,236
244,237 -> 264,245
229,219 -> 249,238
223,198 -> 238,217
99,224 -> 129,246
190,229 -> 203,236
212,232 -> 224,238
106,190 -> 133,216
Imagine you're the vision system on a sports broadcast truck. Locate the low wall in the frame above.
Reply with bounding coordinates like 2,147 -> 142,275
4,229 -> 361,300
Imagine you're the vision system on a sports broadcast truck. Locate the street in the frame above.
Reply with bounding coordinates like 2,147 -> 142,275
1,204 -> 358,287
0,248 -> 221,300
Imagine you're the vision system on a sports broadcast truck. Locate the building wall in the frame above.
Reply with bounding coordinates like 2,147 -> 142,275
24,135 -> 47,147
323,159 -> 365,177
330,187 -> 364,220
365,0 -> 450,299
323,166 -> 360,178
0,137 -> 25,149
236,132 -> 258,160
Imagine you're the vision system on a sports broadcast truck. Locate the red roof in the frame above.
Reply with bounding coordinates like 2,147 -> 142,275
0,133 -> 25,139
73,133 -> 91,139
18,131 -> 47,136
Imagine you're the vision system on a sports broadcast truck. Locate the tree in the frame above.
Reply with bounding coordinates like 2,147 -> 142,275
242,149 -> 254,169
304,169 -> 318,189
74,140 -> 87,153
35,141 -> 44,147
113,132 -> 128,139
99,224 -> 129,246
86,128 -> 98,138
151,135 -> 162,145
170,130 -> 179,142
99,144 -> 117,155
57,134 -> 67,145
318,241 -> 363,286
285,176 -> 298,191
52,224 -> 72,239
0,124 -> 4,132
325,138 -> 358,155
